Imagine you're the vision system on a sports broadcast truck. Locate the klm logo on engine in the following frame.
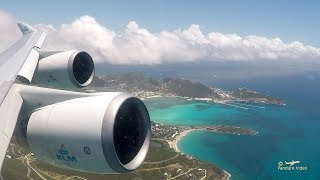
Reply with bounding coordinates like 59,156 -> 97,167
56,144 -> 77,162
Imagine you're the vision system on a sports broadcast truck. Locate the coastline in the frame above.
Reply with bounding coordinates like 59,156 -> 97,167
167,128 -> 232,180
167,129 -> 197,153
223,170 -> 232,180
140,93 -> 285,107
140,95 -> 162,100
147,95 -> 256,180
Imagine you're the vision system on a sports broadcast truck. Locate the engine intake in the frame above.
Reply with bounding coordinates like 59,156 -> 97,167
70,51 -> 94,87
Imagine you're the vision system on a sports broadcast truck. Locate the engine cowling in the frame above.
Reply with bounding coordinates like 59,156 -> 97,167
34,50 -> 94,88
26,93 -> 151,173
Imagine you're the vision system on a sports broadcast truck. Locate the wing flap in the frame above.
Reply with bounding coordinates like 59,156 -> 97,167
17,48 -> 40,83
34,32 -> 47,48
18,32 -> 46,83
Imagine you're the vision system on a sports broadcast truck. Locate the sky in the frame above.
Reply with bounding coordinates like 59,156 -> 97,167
1,0 -> 320,45
0,1 -> 320,68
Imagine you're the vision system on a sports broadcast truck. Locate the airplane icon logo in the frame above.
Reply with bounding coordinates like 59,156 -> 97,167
285,160 -> 300,167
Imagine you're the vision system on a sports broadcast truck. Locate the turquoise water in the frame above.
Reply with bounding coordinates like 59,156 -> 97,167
144,96 -> 320,180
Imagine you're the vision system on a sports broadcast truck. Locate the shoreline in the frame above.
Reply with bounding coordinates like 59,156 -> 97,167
223,170 -> 232,180
167,128 -> 232,180
140,95 -> 163,100
167,129 -> 198,153
141,94 -> 285,106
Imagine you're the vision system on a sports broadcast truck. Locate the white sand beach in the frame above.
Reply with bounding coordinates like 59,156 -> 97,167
167,129 -> 199,153
167,128 -> 232,180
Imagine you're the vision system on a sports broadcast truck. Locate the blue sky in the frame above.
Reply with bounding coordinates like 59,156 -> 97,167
1,0 -> 320,46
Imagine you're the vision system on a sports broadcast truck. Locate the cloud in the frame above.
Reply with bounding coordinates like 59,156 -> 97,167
0,10 -> 21,53
1,11 -> 320,64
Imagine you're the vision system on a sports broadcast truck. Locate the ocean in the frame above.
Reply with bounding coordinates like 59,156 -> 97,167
143,74 -> 320,180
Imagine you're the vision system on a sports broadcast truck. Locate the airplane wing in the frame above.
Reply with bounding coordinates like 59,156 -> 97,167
0,22 -> 46,173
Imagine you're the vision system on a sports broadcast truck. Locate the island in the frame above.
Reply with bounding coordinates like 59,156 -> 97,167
89,72 -> 285,106
151,121 -> 258,152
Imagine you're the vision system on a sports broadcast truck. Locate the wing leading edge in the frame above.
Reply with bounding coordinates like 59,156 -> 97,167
0,22 -> 46,173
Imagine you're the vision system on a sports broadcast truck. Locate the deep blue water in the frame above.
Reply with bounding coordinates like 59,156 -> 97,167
144,74 -> 320,180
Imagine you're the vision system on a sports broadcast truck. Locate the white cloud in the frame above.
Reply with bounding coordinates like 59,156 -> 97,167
1,11 -> 320,64
0,10 -> 21,53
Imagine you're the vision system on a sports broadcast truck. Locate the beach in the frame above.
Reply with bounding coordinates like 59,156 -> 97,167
167,128 -> 232,180
168,129 -> 198,153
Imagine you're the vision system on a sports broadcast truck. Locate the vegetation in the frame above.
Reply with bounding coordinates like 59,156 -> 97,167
231,87 -> 283,105
91,72 -> 221,98
3,139 -> 225,180
162,78 -> 219,98
90,72 -> 284,105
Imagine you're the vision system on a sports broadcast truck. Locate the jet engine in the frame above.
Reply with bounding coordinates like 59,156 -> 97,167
25,92 -> 151,173
34,50 -> 94,88
13,84 -> 151,174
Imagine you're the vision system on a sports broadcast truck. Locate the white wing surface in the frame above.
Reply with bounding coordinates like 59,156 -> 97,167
0,22 -> 46,173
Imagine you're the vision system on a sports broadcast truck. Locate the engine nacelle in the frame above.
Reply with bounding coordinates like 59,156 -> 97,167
34,50 -> 94,88
26,93 -> 151,173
